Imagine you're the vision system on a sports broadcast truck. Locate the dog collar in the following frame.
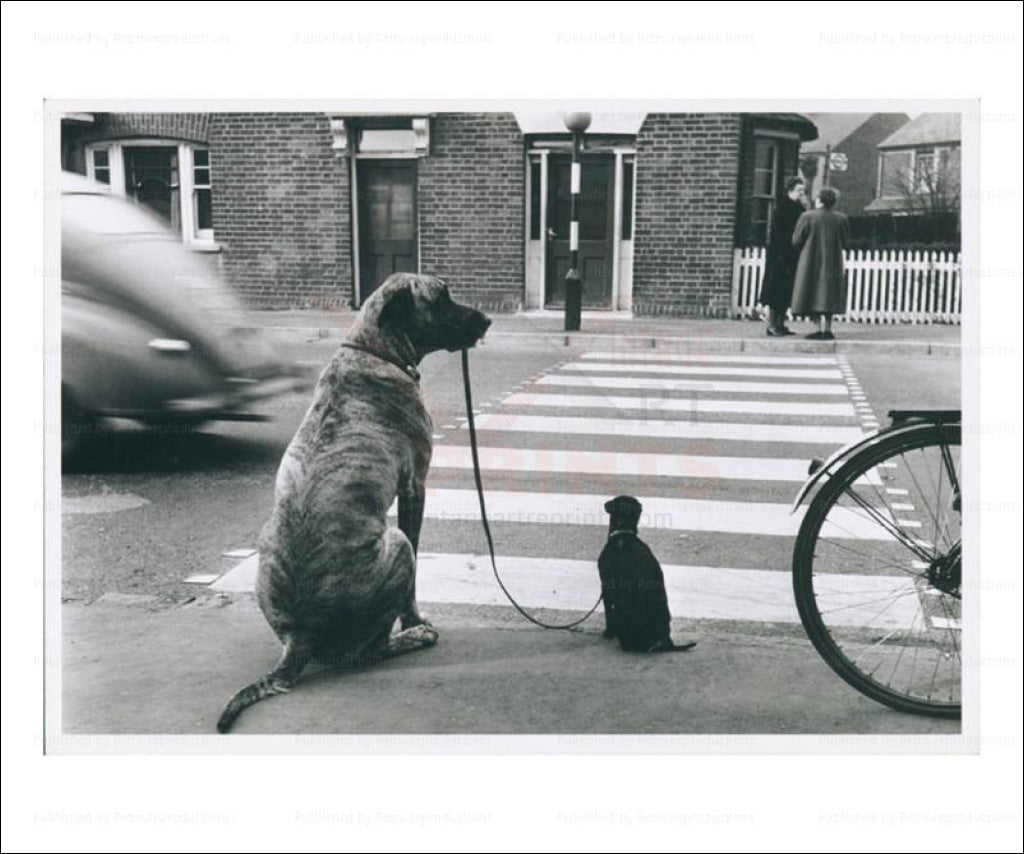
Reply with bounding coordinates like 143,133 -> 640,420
608,529 -> 637,539
340,342 -> 420,382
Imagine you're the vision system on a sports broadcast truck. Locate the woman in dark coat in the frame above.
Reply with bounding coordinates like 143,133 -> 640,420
791,187 -> 851,340
759,177 -> 807,336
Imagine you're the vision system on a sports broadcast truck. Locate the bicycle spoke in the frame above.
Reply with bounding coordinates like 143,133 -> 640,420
814,537 -> 928,576
899,445 -> 956,552
838,486 -> 936,561
815,584 -> 919,618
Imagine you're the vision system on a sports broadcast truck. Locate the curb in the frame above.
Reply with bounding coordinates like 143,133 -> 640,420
256,324 -> 961,357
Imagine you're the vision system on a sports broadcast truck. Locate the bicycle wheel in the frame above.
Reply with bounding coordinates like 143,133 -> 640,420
793,421 -> 961,718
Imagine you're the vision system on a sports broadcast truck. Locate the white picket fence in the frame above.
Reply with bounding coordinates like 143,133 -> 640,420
731,247 -> 962,324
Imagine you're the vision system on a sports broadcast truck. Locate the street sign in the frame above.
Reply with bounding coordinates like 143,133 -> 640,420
829,152 -> 849,172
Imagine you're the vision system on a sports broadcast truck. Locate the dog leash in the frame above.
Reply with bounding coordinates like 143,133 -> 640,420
461,348 -> 602,631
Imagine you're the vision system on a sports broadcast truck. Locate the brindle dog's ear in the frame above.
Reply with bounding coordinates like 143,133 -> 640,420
379,286 -> 416,331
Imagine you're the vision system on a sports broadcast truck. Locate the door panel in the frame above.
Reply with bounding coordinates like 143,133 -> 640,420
357,161 -> 417,303
546,155 -> 614,308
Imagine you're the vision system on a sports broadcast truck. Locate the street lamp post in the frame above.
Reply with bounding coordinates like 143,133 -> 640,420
563,111 -> 591,332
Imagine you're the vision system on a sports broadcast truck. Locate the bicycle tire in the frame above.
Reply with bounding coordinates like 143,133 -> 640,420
793,421 -> 962,718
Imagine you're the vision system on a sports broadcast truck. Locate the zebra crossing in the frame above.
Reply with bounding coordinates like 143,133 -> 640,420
210,342 -> 928,631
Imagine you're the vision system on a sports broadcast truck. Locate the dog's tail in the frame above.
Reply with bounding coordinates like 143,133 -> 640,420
217,639 -> 309,733
649,639 -> 698,654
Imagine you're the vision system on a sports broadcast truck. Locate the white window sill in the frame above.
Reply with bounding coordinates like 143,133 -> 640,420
188,241 -> 222,253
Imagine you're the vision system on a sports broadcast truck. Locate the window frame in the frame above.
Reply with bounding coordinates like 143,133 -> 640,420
751,136 -> 781,246
85,139 -> 219,251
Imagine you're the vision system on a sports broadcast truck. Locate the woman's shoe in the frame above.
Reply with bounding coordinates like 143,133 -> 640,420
820,331 -> 835,341
805,331 -> 824,340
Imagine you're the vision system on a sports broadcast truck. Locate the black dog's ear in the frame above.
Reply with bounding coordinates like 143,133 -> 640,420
379,287 -> 416,331
604,499 -> 614,513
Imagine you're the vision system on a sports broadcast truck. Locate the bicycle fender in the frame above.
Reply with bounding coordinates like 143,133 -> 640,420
789,427 -> 890,513
790,420 -> 951,513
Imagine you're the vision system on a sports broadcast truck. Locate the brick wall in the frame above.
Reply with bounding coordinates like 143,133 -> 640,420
209,113 -> 353,309
418,113 -> 525,311
74,112 -> 212,145
632,114 -> 742,317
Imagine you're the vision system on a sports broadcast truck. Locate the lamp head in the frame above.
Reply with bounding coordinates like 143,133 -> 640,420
562,112 -> 592,134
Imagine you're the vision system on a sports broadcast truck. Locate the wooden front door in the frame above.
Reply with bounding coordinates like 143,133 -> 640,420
357,161 -> 417,303
545,154 -> 614,308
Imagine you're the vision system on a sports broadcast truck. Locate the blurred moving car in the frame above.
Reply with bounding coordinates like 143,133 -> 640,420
61,172 -> 308,456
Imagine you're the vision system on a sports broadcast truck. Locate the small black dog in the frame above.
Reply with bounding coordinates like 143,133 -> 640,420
598,495 -> 697,653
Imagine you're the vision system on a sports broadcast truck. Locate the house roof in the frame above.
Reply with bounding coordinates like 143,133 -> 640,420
878,113 -> 961,148
800,113 -> 875,153
751,113 -> 818,141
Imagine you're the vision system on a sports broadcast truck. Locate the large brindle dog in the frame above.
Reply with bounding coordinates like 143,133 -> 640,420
218,273 -> 490,732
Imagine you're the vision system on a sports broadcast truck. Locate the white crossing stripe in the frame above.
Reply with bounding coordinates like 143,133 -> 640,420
929,617 -> 962,630
410,489 -> 893,539
502,392 -> 858,418
432,445 -> 828,482
464,413 -> 864,445
561,362 -> 844,380
581,351 -> 838,366
537,375 -> 851,396
211,552 -> 921,630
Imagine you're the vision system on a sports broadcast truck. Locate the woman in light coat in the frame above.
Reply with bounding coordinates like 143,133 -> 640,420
791,187 -> 851,340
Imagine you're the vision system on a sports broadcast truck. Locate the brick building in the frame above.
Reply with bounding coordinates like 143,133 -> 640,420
61,110 -> 816,316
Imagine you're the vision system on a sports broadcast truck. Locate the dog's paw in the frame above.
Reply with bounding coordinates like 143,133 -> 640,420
405,623 -> 439,646
401,612 -> 433,631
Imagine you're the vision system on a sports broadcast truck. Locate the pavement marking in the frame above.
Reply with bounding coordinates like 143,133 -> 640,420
213,553 -> 258,591
183,573 -> 222,584
889,503 -> 916,511
887,488 -> 910,495
929,617 -> 961,630
536,375 -> 852,396
223,548 -> 256,558
561,362 -> 844,380
463,413 -> 865,445
211,552 -> 921,629
430,445 -> 876,483
500,392 -> 859,419
400,489 -> 895,539
581,351 -> 839,366
62,493 -> 151,515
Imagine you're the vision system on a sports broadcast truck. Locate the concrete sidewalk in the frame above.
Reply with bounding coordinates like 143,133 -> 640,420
245,308 -> 962,356
57,597 -> 962,741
